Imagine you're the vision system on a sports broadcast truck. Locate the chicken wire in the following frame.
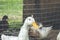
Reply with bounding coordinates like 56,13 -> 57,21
23,0 -> 60,29
0,0 -> 60,40
23,0 -> 60,40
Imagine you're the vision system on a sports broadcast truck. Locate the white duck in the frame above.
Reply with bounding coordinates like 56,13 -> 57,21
30,23 -> 53,39
37,26 -> 52,39
1,15 -> 39,40
1,35 -> 18,40
57,32 -> 60,40
30,23 -> 43,34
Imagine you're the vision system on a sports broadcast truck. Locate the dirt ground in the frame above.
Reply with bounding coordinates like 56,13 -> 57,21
29,29 -> 60,40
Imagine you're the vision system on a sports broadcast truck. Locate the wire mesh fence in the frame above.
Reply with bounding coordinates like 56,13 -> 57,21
23,0 -> 60,40
0,0 -> 60,40
23,0 -> 60,29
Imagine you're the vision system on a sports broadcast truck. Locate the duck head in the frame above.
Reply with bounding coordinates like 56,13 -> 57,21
2,15 -> 8,21
24,15 -> 39,29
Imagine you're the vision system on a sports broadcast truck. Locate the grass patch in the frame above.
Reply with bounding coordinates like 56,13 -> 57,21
0,0 -> 23,28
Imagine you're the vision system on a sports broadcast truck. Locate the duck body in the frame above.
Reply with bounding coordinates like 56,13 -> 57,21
57,32 -> 60,40
1,34 -> 18,40
1,25 -> 29,40
30,24 -> 52,39
37,26 -> 52,39
1,19 -> 29,40
0,15 -> 8,32
18,24 -> 29,40
1,16 -> 38,40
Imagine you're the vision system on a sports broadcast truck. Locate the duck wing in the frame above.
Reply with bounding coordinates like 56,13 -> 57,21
37,26 -> 53,39
1,34 -> 18,40
57,32 -> 60,40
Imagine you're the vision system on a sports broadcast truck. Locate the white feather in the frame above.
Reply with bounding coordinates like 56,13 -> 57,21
57,32 -> 60,40
1,34 -> 18,40
30,23 -> 52,39
1,16 -> 36,40
37,26 -> 52,39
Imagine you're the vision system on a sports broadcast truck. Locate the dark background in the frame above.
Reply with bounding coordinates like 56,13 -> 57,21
23,0 -> 60,29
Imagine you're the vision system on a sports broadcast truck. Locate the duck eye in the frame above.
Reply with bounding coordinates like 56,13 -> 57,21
29,19 -> 31,21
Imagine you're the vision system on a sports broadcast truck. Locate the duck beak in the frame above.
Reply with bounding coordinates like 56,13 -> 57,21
32,22 -> 39,29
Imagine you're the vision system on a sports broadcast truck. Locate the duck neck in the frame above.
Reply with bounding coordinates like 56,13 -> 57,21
18,22 -> 29,40
22,22 -> 29,28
